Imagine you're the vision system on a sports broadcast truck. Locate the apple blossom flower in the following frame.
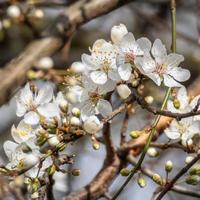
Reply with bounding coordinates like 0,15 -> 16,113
16,83 -> 59,125
116,32 -> 151,81
3,141 -> 39,171
136,39 -> 190,87
82,41 -> 120,85
78,76 -> 115,120
164,117 -> 200,144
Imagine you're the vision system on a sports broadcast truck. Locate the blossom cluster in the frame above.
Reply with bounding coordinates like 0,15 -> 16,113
3,24 -> 199,196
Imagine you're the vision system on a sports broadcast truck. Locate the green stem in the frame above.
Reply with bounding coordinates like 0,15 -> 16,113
112,1 -> 176,199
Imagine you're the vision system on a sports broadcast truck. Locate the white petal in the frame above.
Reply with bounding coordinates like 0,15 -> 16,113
20,83 -> 33,105
90,71 -> 107,85
137,37 -> 151,53
177,87 -> 189,108
37,103 -> 59,118
3,140 -> 18,160
81,54 -> 99,70
120,32 -> 135,49
168,67 -> 190,82
108,69 -> 121,81
98,79 -> 116,94
97,99 -> 112,117
151,39 -> 167,64
165,128 -> 180,140
167,100 -> 179,113
147,73 -> 162,86
24,111 -> 40,125
164,53 -> 184,69
81,101 -> 96,121
163,74 -> 182,87
35,84 -> 53,105
111,24 -> 128,44
16,101 -> 27,117
118,64 -> 132,81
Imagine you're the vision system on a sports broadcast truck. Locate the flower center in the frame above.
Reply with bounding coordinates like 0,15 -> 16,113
125,52 -> 135,65
89,92 -> 100,105
155,64 -> 166,75
101,60 -> 111,73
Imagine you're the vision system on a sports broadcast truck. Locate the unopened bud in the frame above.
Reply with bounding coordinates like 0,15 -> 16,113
186,175 -> 200,185
120,168 -> 130,176
147,147 -> 159,157
70,116 -> 81,126
165,160 -> 173,172
71,62 -> 86,73
173,99 -> 180,109
185,156 -> 194,164
7,5 -> 21,19
33,9 -> 44,19
31,192 -> 39,199
145,96 -> 154,104
152,173 -> 163,185
71,169 -> 80,176
36,57 -> 54,69
92,142 -> 100,150
72,107 -> 81,117
131,79 -> 140,87
129,131 -> 141,139
48,135 -> 60,147
59,100 -> 68,113
117,84 -> 131,99
189,165 -> 200,175
137,177 -> 146,188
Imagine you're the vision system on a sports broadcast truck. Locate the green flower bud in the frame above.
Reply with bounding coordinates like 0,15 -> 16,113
186,175 -> 200,185
71,169 -> 80,176
129,131 -> 141,139
56,143 -> 67,152
165,160 -> 173,172
137,177 -> 146,188
92,142 -> 100,150
120,168 -> 130,176
189,165 -> 200,175
152,173 -> 163,185
31,178 -> 39,192
173,99 -> 180,109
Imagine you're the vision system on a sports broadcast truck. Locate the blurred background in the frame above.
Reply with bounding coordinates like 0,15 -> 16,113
0,0 -> 200,199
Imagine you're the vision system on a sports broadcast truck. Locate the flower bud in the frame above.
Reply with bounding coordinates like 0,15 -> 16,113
31,192 -> 39,199
145,96 -> 154,104
131,79 -> 140,87
186,175 -> 200,185
56,143 -> 67,152
185,156 -> 194,164
2,19 -> 11,29
152,173 -> 163,185
129,130 -> 141,139
59,100 -> 68,113
173,99 -> 180,109
7,5 -> 21,19
48,135 -> 60,147
72,107 -> 81,117
189,165 -> 200,175
36,130 -> 48,146
92,142 -> 100,150
147,147 -> 159,157
71,62 -> 86,73
111,24 -> 128,44
120,168 -> 130,176
117,84 -> 131,99
71,169 -> 80,176
36,57 -> 54,69
165,160 -> 173,172
47,165 -> 56,175
20,154 -> 39,171
83,116 -> 102,134
137,177 -> 146,188
33,9 -> 44,19
70,116 -> 81,126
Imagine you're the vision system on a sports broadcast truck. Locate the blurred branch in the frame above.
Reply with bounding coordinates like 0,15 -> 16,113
0,0 -> 133,106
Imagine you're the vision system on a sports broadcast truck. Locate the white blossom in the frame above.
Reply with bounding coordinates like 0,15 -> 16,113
117,32 -> 151,81
83,115 -> 103,134
164,117 -> 200,144
82,41 -> 120,84
136,39 -> 190,87
116,84 -> 131,99
16,83 -> 56,125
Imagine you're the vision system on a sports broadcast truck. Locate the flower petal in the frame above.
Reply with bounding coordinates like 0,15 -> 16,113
163,74 -> 182,87
168,67 -> 190,82
165,53 -> 184,69
81,54 -> 99,70
24,111 -> 40,125
81,101 -> 96,121
35,84 -> 53,105
118,64 -> 132,81
137,37 -> 151,53
97,99 -> 112,117
108,69 -> 121,81
90,71 -> 107,85
37,103 -> 59,118
16,101 -> 27,117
